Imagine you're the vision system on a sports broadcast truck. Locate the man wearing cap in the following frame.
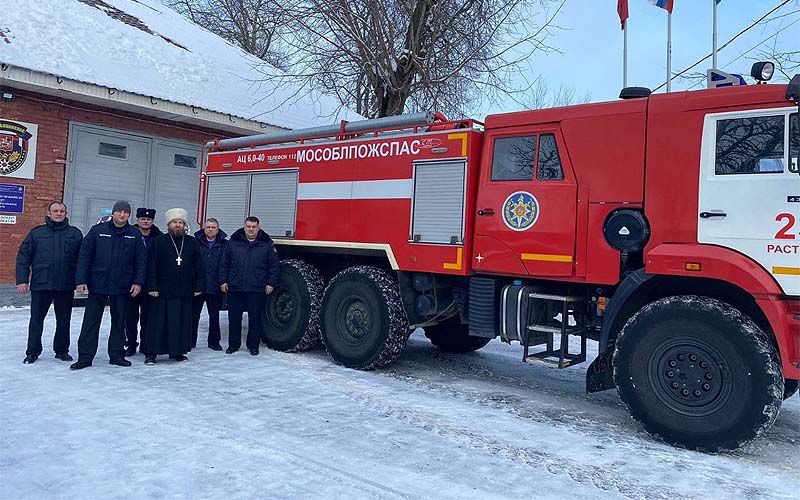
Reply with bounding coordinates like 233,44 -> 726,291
124,207 -> 162,356
16,201 -> 83,364
70,200 -> 146,370
142,208 -> 204,365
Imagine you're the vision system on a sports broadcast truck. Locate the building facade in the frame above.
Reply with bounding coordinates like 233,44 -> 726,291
0,0 -> 358,305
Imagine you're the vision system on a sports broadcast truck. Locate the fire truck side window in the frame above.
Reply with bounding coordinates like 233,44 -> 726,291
715,115 -> 784,175
537,133 -> 564,180
491,136 -> 536,181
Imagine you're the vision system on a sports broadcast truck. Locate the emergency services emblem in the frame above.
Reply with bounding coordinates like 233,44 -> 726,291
0,120 -> 33,176
502,191 -> 539,231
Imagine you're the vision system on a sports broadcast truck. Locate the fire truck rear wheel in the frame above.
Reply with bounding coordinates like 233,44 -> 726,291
262,259 -> 323,352
320,266 -> 410,370
613,296 -> 783,452
784,379 -> 799,400
424,323 -> 491,353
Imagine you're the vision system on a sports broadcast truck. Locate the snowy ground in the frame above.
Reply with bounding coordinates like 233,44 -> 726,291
1,307 -> 798,500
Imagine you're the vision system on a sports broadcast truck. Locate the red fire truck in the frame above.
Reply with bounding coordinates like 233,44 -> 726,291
200,66 -> 800,451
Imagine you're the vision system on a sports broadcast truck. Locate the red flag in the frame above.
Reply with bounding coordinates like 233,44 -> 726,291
617,0 -> 629,30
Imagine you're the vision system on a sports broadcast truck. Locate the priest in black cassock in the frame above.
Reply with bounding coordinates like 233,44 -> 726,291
143,208 -> 204,365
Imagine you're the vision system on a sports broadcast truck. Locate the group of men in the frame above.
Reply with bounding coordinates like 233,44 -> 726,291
15,200 -> 281,369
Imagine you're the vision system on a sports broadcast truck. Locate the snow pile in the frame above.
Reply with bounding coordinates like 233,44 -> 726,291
0,0 -> 361,129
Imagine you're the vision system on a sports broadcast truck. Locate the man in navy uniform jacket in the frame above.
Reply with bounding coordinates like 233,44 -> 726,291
15,201 -> 83,364
192,217 -> 228,351
219,216 -> 280,356
70,200 -> 146,370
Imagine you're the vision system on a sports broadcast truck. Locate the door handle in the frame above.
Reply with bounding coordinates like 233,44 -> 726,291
477,209 -> 495,216
699,211 -> 727,219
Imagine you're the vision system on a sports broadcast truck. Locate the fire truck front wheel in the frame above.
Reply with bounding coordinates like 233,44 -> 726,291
321,266 -> 410,370
262,259 -> 324,352
613,296 -> 783,452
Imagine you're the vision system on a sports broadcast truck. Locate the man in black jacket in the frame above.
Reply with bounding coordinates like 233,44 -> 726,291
219,216 -> 280,355
70,200 -> 147,370
15,201 -> 83,364
192,218 -> 228,351
124,207 -> 162,356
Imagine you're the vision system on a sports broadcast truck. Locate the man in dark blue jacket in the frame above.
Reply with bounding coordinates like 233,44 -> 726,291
219,216 -> 280,355
192,218 -> 228,351
124,207 -> 162,356
15,201 -> 83,364
70,200 -> 147,370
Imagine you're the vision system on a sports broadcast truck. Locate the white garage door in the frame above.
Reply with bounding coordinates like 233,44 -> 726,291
153,142 -> 201,234
66,124 -> 201,234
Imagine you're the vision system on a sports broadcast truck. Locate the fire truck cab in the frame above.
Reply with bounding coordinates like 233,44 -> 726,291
201,71 -> 800,451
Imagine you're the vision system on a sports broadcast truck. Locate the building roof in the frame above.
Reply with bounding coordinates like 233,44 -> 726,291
0,0 -> 361,133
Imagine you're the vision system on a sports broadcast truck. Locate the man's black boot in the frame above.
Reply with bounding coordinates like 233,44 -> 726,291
55,353 -> 73,362
70,359 -> 92,370
209,344 -> 223,351
109,357 -> 132,367
144,356 -> 156,365
125,345 -> 137,357
249,349 -> 259,356
225,347 -> 237,354
23,354 -> 38,364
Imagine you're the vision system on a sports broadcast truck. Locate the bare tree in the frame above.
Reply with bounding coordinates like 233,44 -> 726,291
674,2 -> 800,90
749,2 -> 800,79
272,0 -> 566,118
528,80 -> 591,109
755,43 -> 800,81
166,0 -> 289,69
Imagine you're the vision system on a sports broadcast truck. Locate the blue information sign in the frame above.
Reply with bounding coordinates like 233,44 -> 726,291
0,183 -> 24,214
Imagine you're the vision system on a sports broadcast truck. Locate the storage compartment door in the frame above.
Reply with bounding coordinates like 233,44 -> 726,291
249,170 -> 299,238
410,160 -> 466,244
205,174 -> 249,234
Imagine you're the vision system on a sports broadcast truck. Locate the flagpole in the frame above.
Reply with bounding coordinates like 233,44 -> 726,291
712,0 -> 718,69
666,12 -> 672,92
623,22 -> 628,87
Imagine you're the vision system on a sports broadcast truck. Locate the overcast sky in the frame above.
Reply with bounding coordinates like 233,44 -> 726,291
481,0 -> 799,115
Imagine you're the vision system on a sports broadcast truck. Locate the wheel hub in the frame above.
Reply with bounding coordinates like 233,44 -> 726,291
649,340 -> 730,416
274,289 -> 295,324
342,300 -> 370,340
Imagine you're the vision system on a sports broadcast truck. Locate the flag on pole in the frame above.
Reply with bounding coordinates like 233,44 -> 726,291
617,0 -> 629,30
649,0 -> 674,13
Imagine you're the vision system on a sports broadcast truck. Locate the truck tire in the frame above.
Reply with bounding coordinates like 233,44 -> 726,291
425,323 -> 491,353
320,265 -> 410,370
613,296 -> 783,452
785,379 -> 799,400
262,259 -> 323,352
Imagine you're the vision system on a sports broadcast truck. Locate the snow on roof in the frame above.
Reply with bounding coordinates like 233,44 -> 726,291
0,0 -> 362,129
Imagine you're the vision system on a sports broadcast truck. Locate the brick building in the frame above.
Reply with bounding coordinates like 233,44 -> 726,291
0,0 -> 355,305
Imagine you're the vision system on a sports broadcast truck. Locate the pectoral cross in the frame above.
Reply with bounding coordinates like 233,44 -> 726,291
176,256 -> 182,266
